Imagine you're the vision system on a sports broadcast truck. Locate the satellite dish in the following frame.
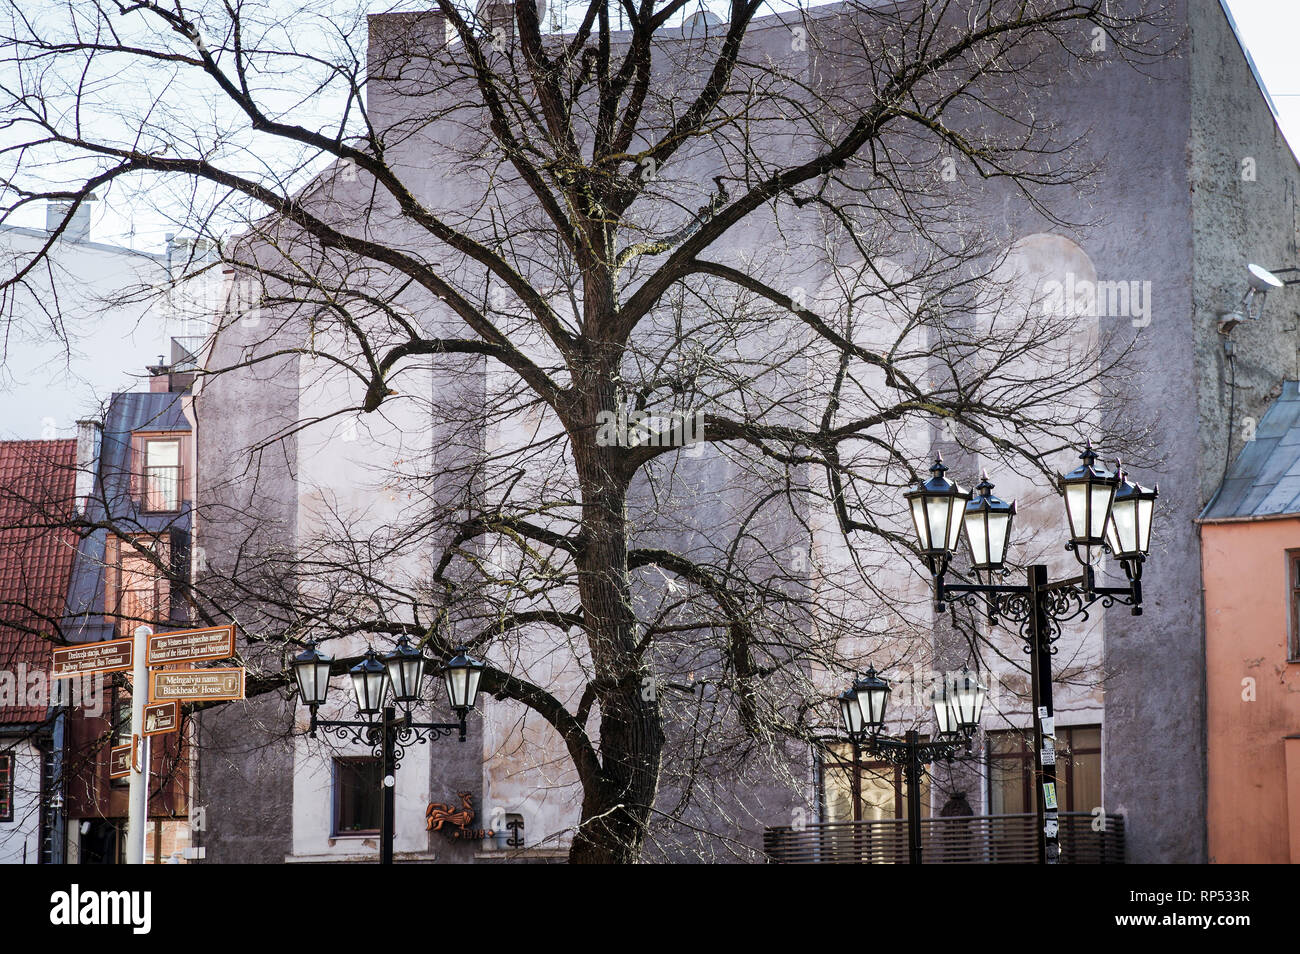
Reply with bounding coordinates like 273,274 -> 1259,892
685,10 -> 722,37
1247,263 -> 1284,292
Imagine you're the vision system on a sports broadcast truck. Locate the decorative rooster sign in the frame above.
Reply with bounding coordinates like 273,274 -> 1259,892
425,792 -> 494,840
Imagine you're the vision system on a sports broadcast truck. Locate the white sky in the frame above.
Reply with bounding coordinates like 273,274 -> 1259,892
6,1 -> 1300,252
1224,0 -> 1300,157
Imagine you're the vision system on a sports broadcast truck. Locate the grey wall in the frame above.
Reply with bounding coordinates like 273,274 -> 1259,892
192,293 -> 302,863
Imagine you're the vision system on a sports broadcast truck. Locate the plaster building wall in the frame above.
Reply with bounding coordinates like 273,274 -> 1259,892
1202,516 -> 1300,864
189,0 -> 1300,863
192,267 -> 302,864
0,741 -> 43,864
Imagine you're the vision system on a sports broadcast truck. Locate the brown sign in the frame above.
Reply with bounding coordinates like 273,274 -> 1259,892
142,700 -> 179,737
150,668 -> 245,703
52,637 -> 133,679
146,625 -> 236,666
108,743 -> 132,779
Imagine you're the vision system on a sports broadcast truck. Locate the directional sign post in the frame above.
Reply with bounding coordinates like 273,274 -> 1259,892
125,626 -> 151,865
146,625 -> 236,667
150,667 -> 245,703
108,743 -> 133,780
52,637 -> 133,679
56,624 -> 244,863
142,700 -> 180,737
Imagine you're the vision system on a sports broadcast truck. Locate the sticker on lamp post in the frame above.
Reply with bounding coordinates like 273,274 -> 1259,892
1042,781 -> 1059,811
1041,737 -> 1057,766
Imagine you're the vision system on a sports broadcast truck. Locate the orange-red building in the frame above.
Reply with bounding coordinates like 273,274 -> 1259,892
1201,380 -> 1300,863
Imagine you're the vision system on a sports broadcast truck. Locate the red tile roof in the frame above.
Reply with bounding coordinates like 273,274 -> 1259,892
0,439 -> 78,725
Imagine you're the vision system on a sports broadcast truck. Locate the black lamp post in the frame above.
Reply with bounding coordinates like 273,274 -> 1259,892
292,639 -> 485,865
839,666 -> 986,865
902,442 -> 1158,863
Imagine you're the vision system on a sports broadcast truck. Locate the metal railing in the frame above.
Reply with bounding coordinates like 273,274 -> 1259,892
764,812 -> 1124,864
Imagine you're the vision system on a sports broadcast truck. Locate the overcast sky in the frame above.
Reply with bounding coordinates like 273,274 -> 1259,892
4,0 -> 1298,254
1224,0 -> 1300,155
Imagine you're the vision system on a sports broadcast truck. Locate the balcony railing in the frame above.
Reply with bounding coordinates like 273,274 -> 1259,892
763,812 -> 1125,864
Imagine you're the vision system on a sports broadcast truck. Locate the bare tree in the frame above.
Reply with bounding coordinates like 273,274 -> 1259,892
1,0 -> 1172,863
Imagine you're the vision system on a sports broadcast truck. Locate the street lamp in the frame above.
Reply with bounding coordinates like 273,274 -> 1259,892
1105,461 -> 1158,583
947,668 -> 987,729
838,666 -> 985,865
350,650 -> 388,715
904,455 -> 970,577
443,647 -> 485,715
852,666 -> 890,731
383,636 -> 425,704
900,442 -> 1158,863
292,641 -> 333,707
963,472 -> 1015,577
1060,442 -> 1118,567
291,640 -> 487,864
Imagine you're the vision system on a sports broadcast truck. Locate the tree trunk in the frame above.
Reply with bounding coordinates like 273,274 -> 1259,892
566,356 -> 665,863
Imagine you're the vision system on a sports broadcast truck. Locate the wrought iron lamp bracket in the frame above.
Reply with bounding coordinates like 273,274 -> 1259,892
859,732 -> 972,766
306,707 -> 466,767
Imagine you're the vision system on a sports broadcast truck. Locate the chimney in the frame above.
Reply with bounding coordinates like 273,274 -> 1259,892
474,1 -> 547,42
46,194 -> 96,242
74,419 -> 102,517
147,355 -> 172,393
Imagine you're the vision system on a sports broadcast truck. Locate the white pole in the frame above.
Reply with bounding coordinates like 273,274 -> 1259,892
125,625 -> 152,865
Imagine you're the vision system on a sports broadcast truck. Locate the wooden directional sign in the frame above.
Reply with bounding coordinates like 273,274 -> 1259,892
146,625 -> 236,666
142,700 -> 180,737
52,637 -> 133,679
108,743 -> 132,779
150,667 -> 245,704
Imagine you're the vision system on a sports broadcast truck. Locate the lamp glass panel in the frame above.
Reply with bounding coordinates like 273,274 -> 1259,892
932,689 -> 955,735
858,683 -> 889,728
308,663 -> 331,705
1137,498 -> 1155,552
986,512 -> 1011,565
925,497 -> 951,553
1089,483 -> 1115,539
910,497 -> 930,550
1064,483 -> 1088,540
965,511 -> 989,566
840,695 -> 862,736
351,669 -> 385,713
1109,497 -> 1137,554
945,496 -> 964,551
444,668 -> 467,709
294,660 -> 329,705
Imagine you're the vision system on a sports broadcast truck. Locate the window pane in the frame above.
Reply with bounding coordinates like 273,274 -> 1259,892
988,730 -> 1029,815
0,754 -> 12,821
989,757 -> 1027,814
143,440 -> 181,511
1071,726 -> 1101,751
859,766 -> 897,821
1070,750 -> 1102,814
823,744 -> 855,823
991,731 -> 1027,756
146,440 -> 180,467
334,759 -> 382,834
